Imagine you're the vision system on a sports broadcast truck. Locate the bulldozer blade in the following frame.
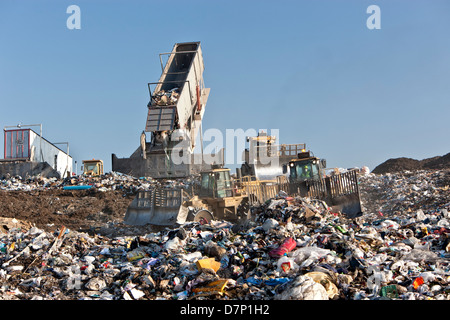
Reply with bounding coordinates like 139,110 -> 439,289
290,170 -> 363,219
328,193 -> 363,219
124,188 -> 189,226
253,162 -> 285,181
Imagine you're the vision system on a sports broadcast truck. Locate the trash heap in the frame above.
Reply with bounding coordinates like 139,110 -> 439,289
359,169 -> 449,219
0,172 -> 145,192
0,169 -> 449,300
0,171 -> 197,194
151,88 -> 180,106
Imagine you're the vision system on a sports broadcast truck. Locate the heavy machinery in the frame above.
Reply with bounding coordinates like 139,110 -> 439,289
82,159 -> 104,176
112,42 -> 217,179
240,132 -> 306,181
283,150 -> 363,218
118,42 -> 361,225
124,147 -> 362,226
124,168 -> 253,226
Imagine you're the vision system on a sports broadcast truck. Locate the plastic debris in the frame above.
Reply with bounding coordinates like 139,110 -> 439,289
0,168 -> 448,300
196,258 -> 221,273
191,279 -> 229,297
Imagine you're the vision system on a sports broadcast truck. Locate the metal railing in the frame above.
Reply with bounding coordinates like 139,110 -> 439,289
291,169 -> 360,201
135,187 -> 191,209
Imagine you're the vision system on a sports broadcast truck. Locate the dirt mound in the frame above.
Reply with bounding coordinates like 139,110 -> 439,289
0,189 -> 136,236
372,152 -> 450,174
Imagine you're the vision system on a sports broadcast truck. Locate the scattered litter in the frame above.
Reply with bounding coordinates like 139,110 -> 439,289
0,168 -> 448,300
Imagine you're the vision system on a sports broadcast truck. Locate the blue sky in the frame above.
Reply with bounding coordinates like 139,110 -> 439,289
1,0 -> 449,173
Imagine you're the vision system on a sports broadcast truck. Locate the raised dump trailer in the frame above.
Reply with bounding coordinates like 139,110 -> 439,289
112,42 -> 212,178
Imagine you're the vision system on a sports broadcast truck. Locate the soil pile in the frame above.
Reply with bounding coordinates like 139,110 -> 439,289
372,152 -> 450,174
0,189 -> 139,237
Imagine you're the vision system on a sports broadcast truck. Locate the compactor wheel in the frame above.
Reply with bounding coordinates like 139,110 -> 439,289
193,209 -> 214,224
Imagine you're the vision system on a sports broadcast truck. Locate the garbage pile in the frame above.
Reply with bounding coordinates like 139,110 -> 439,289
151,88 -> 180,106
359,169 -> 450,220
0,171 -> 197,194
0,169 -> 448,300
0,172 -> 144,192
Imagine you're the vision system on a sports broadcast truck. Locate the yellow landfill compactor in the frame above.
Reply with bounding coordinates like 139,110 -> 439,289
283,150 -> 363,218
123,168 -> 286,227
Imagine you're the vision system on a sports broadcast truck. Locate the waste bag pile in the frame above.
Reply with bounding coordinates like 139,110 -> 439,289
359,168 -> 450,221
0,169 -> 448,300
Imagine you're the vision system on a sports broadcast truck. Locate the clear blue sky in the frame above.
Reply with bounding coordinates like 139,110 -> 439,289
1,0 -> 449,173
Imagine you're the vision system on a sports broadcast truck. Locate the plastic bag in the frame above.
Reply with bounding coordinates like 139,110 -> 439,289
262,218 -> 279,233
276,255 -> 298,273
291,247 -> 331,267
275,275 -> 329,300
403,249 -> 440,262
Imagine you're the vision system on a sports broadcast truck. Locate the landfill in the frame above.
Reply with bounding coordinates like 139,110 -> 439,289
0,168 -> 448,300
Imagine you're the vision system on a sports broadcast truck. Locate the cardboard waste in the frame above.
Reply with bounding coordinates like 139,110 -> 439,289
0,168 -> 448,300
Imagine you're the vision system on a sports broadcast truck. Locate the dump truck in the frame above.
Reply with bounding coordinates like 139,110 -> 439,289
112,42 -> 216,179
283,150 -> 363,218
82,159 -> 104,176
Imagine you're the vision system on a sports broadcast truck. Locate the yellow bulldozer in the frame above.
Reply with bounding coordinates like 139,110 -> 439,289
283,150 -> 362,218
123,167 -> 287,226
82,159 -> 104,176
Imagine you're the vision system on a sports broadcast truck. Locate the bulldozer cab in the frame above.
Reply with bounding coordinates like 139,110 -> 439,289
283,150 -> 326,182
285,151 -> 362,218
288,158 -> 322,181
199,168 -> 233,199
82,159 -> 104,176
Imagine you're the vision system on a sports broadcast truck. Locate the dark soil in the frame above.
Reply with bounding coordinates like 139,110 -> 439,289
372,152 -> 450,174
0,189 -> 137,236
